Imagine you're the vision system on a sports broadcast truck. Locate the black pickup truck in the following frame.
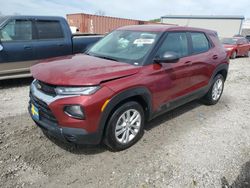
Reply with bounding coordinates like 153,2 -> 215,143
0,15 -> 103,80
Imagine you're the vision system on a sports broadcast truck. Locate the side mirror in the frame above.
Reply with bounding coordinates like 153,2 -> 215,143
0,44 -> 3,52
154,51 -> 180,63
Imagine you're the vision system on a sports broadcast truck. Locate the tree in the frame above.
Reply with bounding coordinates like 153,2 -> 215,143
95,10 -> 106,16
149,18 -> 161,22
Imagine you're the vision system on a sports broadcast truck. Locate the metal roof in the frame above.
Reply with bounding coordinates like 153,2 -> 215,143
161,15 -> 245,20
118,24 -> 216,34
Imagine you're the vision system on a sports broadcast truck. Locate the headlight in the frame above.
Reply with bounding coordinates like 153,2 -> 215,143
55,86 -> 100,95
226,48 -> 233,51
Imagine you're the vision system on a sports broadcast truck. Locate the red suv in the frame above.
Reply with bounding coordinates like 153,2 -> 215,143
29,25 -> 229,150
221,37 -> 250,59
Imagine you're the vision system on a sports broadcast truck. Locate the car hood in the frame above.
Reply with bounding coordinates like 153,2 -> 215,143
31,54 -> 140,86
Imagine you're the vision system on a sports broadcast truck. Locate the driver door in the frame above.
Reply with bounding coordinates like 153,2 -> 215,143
149,32 -> 193,109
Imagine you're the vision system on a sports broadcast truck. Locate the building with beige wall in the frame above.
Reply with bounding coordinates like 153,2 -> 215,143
161,15 -> 245,37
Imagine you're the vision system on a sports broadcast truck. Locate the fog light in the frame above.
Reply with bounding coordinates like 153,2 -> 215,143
64,105 -> 85,120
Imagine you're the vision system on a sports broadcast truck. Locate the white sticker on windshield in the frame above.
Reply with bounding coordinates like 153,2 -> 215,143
133,39 -> 155,45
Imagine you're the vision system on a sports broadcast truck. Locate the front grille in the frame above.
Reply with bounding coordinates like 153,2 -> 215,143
34,80 -> 56,97
29,93 -> 58,124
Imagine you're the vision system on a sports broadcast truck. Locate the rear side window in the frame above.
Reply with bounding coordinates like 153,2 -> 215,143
0,20 -> 32,41
190,32 -> 210,54
35,20 -> 64,39
156,32 -> 189,58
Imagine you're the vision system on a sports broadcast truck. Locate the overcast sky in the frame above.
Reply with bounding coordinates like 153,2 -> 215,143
1,0 -> 249,20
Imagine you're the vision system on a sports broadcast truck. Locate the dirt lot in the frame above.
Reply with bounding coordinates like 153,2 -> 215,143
0,58 -> 250,188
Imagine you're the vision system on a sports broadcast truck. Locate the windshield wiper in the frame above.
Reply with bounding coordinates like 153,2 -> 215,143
94,55 -> 119,62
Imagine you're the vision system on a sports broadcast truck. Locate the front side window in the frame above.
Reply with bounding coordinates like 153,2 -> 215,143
156,32 -> 189,58
0,20 -> 32,41
35,20 -> 64,39
191,32 -> 210,54
88,30 -> 160,65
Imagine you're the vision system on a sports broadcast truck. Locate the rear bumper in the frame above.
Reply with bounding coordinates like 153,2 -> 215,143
28,106 -> 101,145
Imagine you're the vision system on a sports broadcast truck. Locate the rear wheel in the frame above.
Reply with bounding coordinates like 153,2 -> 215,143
104,101 -> 145,151
202,74 -> 224,105
231,51 -> 237,59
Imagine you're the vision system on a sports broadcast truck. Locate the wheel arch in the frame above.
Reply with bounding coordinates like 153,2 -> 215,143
210,63 -> 229,85
216,69 -> 228,81
98,87 -> 153,142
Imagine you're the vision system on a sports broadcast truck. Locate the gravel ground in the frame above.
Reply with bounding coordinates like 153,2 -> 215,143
0,58 -> 250,188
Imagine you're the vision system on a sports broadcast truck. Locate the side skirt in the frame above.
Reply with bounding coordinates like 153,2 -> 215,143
149,86 -> 209,121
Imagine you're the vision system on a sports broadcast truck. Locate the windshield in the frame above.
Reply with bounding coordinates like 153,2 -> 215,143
221,38 -> 238,45
88,30 -> 160,65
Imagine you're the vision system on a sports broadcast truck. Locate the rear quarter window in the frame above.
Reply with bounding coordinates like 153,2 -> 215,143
35,20 -> 64,40
190,32 -> 210,54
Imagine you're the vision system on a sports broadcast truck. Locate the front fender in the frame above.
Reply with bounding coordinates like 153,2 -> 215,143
97,87 -> 153,142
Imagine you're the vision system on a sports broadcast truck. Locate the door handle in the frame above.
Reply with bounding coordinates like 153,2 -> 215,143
185,61 -> 192,65
0,44 -> 3,51
24,46 -> 32,50
213,55 -> 218,60
58,44 -> 64,47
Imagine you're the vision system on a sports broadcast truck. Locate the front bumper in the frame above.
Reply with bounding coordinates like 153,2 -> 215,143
28,105 -> 101,145
27,80 -> 114,145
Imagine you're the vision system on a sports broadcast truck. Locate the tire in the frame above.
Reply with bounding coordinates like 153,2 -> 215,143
231,51 -> 237,59
104,101 -> 145,151
202,74 -> 224,105
246,51 -> 250,57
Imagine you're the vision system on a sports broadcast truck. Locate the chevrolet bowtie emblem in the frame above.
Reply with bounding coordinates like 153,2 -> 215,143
36,83 -> 42,90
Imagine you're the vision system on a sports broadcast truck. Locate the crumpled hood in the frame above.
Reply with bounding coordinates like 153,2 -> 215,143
31,54 -> 140,86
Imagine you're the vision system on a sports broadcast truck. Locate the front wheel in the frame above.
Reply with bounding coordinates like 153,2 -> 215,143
202,74 -> 224,105
104,101 -> 145,151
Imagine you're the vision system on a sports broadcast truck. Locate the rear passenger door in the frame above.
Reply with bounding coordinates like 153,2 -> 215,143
187,32 -> 214,90
33,20 -> 71,60
0,19 -> 35,75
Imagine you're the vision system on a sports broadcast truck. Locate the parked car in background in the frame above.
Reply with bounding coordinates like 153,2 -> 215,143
29,25 -> 229,151
0,16 -> 102,80
221,37 -> 250,59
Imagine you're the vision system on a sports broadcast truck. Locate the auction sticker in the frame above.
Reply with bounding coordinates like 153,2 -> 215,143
133,39 -> 155,45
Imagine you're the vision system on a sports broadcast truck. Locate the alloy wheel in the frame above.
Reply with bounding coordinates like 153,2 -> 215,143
212,78 -> 223,101
115,109 -> 141,144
